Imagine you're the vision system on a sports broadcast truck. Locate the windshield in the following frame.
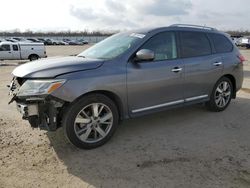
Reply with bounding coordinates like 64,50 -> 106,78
78,32 -> 144,60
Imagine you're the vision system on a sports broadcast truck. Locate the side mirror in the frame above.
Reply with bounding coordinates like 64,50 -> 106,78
135,49 -> 154,62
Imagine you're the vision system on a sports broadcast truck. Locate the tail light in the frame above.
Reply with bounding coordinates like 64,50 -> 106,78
238,54 -> 246,64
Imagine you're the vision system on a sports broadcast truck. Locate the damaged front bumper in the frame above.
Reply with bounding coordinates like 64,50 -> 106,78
16,103 -> 38,117
14,96 -> 65,131
8,77 -> 66,131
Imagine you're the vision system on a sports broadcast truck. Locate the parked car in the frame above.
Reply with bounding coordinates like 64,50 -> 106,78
68,40 -> 81,45
238,37 -> 250,47
0,41 -> 47,61
44,38 -> 53,45
50,39 -> 61,45
12,37 -> 24,41
57,40 -> 68,45
62,39 -> 71,43
9,24 -> 244,149
26,38 -> 41,43
77,39 -> 89,44
37,38 -> 46,44
231,37 -> 239,46
5,38 -> 19,42
62,38 -> 85,45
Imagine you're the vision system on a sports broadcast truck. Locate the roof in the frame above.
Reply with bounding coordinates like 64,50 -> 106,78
129,24 -> 220,35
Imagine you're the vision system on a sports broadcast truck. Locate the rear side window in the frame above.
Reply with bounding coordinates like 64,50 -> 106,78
13,45 -> 18,51
180,31 -> 211,58
0,44 -> 11,51
209,33 -> 233,53
140,31 -> 177,61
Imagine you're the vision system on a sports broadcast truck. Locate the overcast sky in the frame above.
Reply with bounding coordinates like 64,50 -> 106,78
1,0 -> 250,32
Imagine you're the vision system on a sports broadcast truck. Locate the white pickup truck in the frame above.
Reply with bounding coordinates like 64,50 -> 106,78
238,37 -> 250,47
0,42 -> 47,61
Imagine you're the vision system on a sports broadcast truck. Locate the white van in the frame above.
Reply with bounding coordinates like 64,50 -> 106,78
0,42 -> 47,61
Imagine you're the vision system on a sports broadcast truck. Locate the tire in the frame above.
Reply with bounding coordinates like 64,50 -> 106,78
62,94 -> 119,149
29,54 -> 39,61
206,77 -> 233,112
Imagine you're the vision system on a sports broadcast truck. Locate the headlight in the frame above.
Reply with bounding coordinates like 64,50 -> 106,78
17,79 -> 66,96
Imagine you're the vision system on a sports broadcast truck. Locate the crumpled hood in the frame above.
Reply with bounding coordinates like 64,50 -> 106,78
12,56 -> 104,78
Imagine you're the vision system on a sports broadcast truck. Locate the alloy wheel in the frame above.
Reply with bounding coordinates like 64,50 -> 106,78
214,81 -> 231,108
74,103 -> 113,143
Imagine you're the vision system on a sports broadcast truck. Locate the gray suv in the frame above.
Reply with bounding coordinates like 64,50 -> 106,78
9,24 -> 244,149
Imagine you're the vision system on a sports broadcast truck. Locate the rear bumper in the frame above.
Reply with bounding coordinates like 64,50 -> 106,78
236,65 -> 244,92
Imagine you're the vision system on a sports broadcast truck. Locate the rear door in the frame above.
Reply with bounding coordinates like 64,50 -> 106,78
208,33 -> 235,67
11,44 -> 20,59
179,31 -> 223,101
127,31 -> 185,115
0,44 -> 12,59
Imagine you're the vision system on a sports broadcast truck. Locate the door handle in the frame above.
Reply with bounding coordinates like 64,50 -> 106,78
8,52 -> 11,54
171,67 -> 182,73
213,62 -> 222,66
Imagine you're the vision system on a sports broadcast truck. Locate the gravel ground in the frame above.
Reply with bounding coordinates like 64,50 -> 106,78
0,46 -> 250,188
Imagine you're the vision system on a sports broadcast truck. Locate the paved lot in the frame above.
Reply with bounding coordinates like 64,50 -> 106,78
0,46 -> 250,188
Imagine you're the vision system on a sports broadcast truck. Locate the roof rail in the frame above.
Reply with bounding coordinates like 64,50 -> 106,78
169,24 -> 217,31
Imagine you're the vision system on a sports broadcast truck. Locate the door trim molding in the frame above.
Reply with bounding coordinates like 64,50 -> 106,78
132,100 -> 184,113
131,94 -> 208,113
185,94 -> 208,102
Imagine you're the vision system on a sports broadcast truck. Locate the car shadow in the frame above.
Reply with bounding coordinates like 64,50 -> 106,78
46,95 -> 250,187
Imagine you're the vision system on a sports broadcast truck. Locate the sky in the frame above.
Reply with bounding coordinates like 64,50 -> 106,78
1,0 -> 250,32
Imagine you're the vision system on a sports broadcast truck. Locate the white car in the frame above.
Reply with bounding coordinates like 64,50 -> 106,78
0,42 -> 47,61
238,37 -> 250,47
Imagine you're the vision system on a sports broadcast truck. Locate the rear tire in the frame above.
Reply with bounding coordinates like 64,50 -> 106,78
206,77 -> 233,112
29,54 -> 39,61
62,94 -> 119,149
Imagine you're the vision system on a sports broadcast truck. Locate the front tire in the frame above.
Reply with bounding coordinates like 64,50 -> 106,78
63,94 -> 119,149
206,77 -> 233,112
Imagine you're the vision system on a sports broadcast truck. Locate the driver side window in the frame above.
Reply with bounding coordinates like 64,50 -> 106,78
140,32 -> 177,61
0,45 -> 11,51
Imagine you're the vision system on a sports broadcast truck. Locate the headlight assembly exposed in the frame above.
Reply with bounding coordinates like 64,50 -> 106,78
17,79 -> 66,96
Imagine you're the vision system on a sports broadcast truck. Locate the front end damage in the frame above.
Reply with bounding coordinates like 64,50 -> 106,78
8,77 -> 66,131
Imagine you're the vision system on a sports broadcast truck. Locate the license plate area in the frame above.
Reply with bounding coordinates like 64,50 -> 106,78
16,103 -> 38,117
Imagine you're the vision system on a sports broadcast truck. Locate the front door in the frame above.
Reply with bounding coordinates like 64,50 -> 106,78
127,31 -> 184,115
0,44 -> 12,60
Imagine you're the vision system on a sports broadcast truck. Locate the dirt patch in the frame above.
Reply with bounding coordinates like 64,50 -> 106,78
137,157 -> 191,168
241,88 -> 250,93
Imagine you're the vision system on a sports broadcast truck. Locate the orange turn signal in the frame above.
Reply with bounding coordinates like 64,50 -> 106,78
48,82 -> 63,93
